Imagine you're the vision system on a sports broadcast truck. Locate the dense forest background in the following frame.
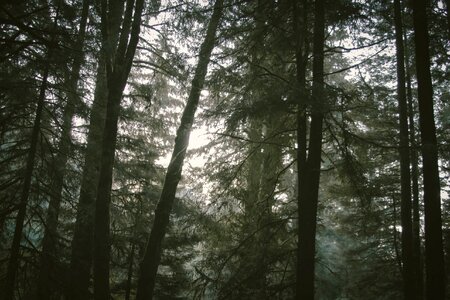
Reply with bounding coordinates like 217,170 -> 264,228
0,0 -> 449,299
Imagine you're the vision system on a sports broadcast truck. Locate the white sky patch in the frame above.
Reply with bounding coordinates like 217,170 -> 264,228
187,125 -> 211,168
155,107 -> 212,169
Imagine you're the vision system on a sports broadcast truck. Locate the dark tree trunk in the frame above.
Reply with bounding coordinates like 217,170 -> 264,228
404,24 -> 424,297
135,1 -> 223,298
446,0 -> 450,39
292,0 -> 310,298
68,2 -> 125,298
37,1 -> 90,298
393,1 -> 419,298
67,59 -> 107,300
296,0 -> 325,298
411,0 -> 447,298
93,78 -> 122,300
393,196 -> 403,274
125,242 -> 136,300
93,0 -> 145,298
3,53 -> 50,300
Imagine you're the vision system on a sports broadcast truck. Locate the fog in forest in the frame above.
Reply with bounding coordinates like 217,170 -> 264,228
0,0 -> 449,299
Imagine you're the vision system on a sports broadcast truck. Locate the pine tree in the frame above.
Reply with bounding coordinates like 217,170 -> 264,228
411,0 -> 446,298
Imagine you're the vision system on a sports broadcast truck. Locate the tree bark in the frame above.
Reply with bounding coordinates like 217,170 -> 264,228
135,1 -> 223,298
296,0 -> 325,298
68,2 -> 125,299
37,1 -> 90,298
292,0 -> 310,298
445,0 -> 450,40
393,1 -> 419,299
404,22 -> 424,298
93,0 -> 145,298
3,52 -> 50,300
297,0 -> 325,299
125,242 -> 136,300
239,2 -> 270,296
67,58 -> 108,300
411,0 -> 447,298
393,196 -> 404,274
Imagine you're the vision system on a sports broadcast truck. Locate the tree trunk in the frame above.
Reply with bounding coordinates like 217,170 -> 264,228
37,1 -> 90,298
67,54 -> 108,300
135,1 -> 223,298
445,0 -> 450,40
93,0 -> 145,298
393,1 -> 419,298
125,242 -> 136,300
404,23 -> 424,298
296,0 -> 325,298
257,116 -> 283,297
393,196 -> 403,274
411,0 -> 447,298
239,1 -> 271,296
3,52 -> 50,300
292,0 -> 310,298
68,2 -> 125,299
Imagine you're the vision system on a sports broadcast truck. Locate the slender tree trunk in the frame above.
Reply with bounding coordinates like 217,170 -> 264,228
296,0 -> 325,298
125,242 -> 136,300
292,0 -> 310,298
445,0 -> 450,40
135,1 -> 223,298
411,0 -> 447,298
37,1 -> 90,298
404,24 -> 424,298
393,1 -> 419,298
3,53 -> 50,300
93,0 -> 145,298
393,196 -> 403,274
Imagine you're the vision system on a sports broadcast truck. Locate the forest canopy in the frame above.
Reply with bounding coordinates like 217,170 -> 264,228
0,0 -> 449,299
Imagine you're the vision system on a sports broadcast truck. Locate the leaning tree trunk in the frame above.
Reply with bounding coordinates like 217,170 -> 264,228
393,1 -> 419,299
3,52 -> 50,300
93,0 -> 146,298
296,0 -> 325,298
135,1 -> 223,298
37,1 -> 90,298
411,0 -> 447,299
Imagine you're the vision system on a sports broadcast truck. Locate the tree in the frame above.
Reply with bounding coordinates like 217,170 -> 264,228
296,0 -> 325,298
2,2 -> 61,296
36,1 -> 90,298
411,0 -> 447,298
0,0 -> 448,299
67,53 -> 108,299
93,0 -> 147,298
292,0 -> 310,298
136,0 -> 224,298
3,51 -> 50,300
392,0 -> 420,298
